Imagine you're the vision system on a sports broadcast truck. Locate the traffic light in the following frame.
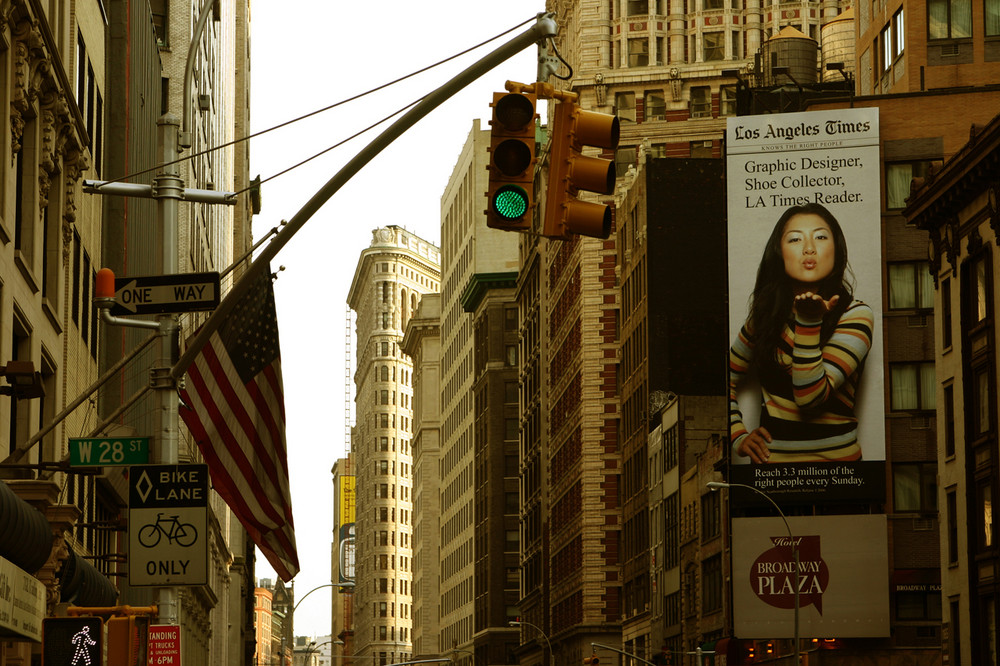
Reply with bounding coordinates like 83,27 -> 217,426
543,98 -> 620,240
486,90 -> 538,231
107,615 -> 149,666
43,617 -> 103,666
583,657 -> 600,665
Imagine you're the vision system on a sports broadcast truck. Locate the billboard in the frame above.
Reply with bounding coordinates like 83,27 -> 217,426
337,475 -> 356,586
732,514 -> 889,638
726,108 -> 885,503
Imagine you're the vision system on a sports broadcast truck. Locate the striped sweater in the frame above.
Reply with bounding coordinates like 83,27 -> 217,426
729,300 -> 874,462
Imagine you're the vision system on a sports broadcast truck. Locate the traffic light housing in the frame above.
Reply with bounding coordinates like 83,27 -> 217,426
543,98 -> 620,240
486,90 -> 538,231
43,617 -> 103,666
107,615 -> 149,666
583,657 -> 600,665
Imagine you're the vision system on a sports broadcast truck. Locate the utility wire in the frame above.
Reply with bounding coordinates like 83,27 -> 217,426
97,15 -> 539,189
229,96 -> 423,197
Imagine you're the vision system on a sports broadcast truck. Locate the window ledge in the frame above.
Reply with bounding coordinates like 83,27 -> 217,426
14,250 -> 39,294
42,297 -> 61,333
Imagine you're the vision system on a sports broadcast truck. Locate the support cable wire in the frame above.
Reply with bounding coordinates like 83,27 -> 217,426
547,37 -> 574,80
88,16 -> 538,190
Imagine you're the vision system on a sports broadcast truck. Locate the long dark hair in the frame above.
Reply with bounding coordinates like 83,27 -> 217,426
748,203 -> 855,379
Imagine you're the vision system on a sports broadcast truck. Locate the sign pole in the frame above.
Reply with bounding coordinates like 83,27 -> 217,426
153,112 -> 182,627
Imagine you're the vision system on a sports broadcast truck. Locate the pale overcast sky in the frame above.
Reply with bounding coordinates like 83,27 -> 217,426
249,0 -> 545,638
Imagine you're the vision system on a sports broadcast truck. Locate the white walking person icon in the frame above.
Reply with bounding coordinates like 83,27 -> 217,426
70,625 -> 97,665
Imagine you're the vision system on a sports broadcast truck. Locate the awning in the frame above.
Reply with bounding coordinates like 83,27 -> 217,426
0,480 -> 53,573
58,544 -> 119,607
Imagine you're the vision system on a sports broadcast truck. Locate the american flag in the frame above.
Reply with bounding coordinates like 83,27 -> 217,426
178,265 -> 299,581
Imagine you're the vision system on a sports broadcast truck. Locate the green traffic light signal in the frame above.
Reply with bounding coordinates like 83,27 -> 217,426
491,185 -> 530,220
486,90 -> 537,231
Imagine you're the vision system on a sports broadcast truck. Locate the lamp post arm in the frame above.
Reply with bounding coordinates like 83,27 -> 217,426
706,480 -> 799,664
590,642 -> 656,665
294,583 -> 336,612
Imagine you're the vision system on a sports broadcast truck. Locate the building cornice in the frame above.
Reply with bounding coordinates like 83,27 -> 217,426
459,272 -> 518,313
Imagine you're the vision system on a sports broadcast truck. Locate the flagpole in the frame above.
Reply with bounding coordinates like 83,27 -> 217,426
171,13 -> 558,381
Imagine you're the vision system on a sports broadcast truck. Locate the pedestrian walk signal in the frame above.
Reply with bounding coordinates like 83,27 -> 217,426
43,617 -> 103,666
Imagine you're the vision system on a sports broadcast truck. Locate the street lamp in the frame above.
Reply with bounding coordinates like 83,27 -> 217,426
509,620 -> 554,664
707,481 -> 799,664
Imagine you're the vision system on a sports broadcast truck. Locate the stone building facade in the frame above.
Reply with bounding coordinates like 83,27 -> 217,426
347,226 -> 441,664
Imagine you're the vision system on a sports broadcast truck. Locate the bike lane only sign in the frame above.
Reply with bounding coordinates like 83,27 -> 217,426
129,464 -> 209,586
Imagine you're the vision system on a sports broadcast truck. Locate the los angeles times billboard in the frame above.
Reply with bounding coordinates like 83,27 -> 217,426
733,514 -> 889,637
726,108 -> 885,504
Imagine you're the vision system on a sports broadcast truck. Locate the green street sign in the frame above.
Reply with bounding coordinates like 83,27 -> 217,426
69,437 -> 150,467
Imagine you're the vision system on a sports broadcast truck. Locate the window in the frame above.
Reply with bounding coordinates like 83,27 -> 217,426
976,481 -> 994,550
691,140 -> 713,158
616,147 -> 638,177
504,307 -> 518,330
150,0 -> 169,45
690,86 -> 711,118
701,490 -> 720,539
893,9 -> 906,57
505,418 -> 519,441
881,24 -> 893,72
644,90 -> 666,120
629,38 -> 650,67
504,381 -> 518,404
885,160 -> 940,209
928,0 -> 971,38
702,555 -> 722,612
947,490 -> 959,564
628,0 -> 649,15
720,85 -> 737,116
616,92 -> 637,123
703,32 -> 725,61
972,366 -> 992,435
989,0 -> 1000,35
942,277 -> 953,348
888,262 -> 934,309
704,0 -> 724,7
505,345 -> 518,366
893,463 -> 938,512
665,493 -> 679,568
968,254 -> 990,325
944,384 -> 956,457
890,362 -> 936,411
896,590 -> 942,620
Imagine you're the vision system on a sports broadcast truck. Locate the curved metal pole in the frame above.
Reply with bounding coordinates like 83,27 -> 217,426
171,14 -> 558,381
294,583 -> 335,612
181,0 -> 216,147
707,481 -> 799,665
509,620 -> 554,664
590,642 -> 656,665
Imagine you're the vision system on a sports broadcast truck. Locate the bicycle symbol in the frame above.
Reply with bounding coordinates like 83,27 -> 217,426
138,513 -> 198,548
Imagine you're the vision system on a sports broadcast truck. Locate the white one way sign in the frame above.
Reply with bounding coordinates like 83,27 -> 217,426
111,272 -> 220,315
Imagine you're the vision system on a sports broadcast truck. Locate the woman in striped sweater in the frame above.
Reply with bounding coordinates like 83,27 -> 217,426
729,203 -> 874,464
